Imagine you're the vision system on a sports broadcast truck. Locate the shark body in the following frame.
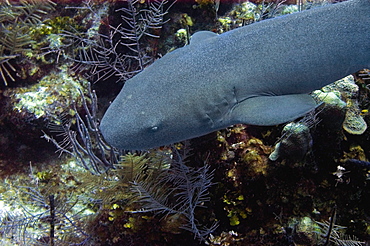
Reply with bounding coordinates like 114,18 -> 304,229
100,0 -> 370,150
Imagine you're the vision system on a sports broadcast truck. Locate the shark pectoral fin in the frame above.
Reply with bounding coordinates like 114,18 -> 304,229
231,94 -> 317,126
190,31 -> 218,45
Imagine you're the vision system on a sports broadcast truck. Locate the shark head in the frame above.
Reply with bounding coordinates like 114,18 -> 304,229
99,78 -> 205,150
100,93 -> 168,150
100,113 -> 166,150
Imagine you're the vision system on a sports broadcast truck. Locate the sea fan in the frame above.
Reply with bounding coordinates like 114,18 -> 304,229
129,146 -> 218,240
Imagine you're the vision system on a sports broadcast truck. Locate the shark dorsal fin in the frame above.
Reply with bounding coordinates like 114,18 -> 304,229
190,31 -> 218,45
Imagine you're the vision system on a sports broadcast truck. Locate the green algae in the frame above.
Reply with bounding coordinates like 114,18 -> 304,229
13,66 -> 88,121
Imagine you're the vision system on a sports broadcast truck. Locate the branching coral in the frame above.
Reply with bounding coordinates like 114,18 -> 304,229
43,83 -> 119,174
218,0 -> 292,32
0,47 -> 17,85
358,69 -> 370,80
314,207 -> 365,246
0,0 -> 56,85
0,166 -> 93,245
129,147 -> 217,240
68,0 -> 172,83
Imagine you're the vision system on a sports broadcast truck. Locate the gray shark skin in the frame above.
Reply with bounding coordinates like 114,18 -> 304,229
100,0 -> 370,150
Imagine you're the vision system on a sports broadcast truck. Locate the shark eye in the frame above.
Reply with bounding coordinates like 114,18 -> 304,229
150,126 -> 159,132
147,120 -> 162,132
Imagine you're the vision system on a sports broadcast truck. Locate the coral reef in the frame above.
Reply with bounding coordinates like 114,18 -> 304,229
218,0 -> 301,32
0,1 -> 369,245
313,75 -> 368,135
0,0 -> 56,86
10,66 -> 88,121
269,122 -> 313,161
68,0 -> 172,83
0,160 -> 94,245
312,91 -> 347,130
128,147 -> 217,240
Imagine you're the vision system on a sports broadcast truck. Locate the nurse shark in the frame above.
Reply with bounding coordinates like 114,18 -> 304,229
100,0 -> 370,150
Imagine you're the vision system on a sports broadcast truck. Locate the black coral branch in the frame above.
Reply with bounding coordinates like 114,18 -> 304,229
129,148 -> 217,240
0,0 -> 56,85
0,184 -> 90,245
69,0 -> 172,83
43,84 -> 120,174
